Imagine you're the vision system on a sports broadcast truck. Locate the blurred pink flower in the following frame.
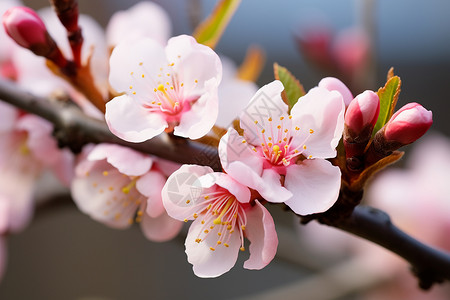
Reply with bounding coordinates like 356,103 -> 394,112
219,80 -> 345,215
295,25 -> 371,90
215,55 -> 258,128
106,1 -> 171,47
0,104 -> 74,234
71,143 -> 182,242
106,35 -> 222,142
162,164 -> 278,277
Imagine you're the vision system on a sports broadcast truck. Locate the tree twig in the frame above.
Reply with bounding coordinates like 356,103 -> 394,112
1,78 -> 449,289
0,79 -> 221,169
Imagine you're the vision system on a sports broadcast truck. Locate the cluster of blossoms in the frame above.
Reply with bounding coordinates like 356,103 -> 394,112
0,0 -> 434,281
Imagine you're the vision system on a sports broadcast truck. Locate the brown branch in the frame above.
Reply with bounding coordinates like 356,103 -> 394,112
1,78 -> 450,289
0,79 -> 221,169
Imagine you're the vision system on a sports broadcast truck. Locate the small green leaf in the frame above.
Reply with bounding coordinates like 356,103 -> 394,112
373,75 -> 401,135
273,63 -> 305,112
193,0 -> 241,49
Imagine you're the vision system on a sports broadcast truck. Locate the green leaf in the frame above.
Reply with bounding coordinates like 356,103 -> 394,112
373,75 -> 401,135
193,0 -> 241,49
273,63 -> 305,112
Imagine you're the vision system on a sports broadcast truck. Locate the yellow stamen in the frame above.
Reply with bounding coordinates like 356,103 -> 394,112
213,198 -> 234,225
122,178 -> 138,194
272,145 -> 280,153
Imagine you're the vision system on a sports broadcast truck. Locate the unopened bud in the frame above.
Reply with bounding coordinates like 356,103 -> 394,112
343,90 -> 379,171
345,91 -> 379,135
318,77 -> 354,106
2,7 -> 66,67
384,102 -> 432,145
365,102 -> 432,166
3,7 -> 48,52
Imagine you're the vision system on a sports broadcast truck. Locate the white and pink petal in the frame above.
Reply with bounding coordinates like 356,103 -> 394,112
140,208 -> 183,243
162,164 -> 214,221
109,38 -> 167,94
284,159 -> 341,215
88,143 -> 153,177
185,218 -> 241,278
173,78 -> 219,139
105,94 -> 168,143
239,80 -> 288,145
165,35 -> 222,97
136,170 -> 166,218
243,200 -> 278,270
290,87 -> 345,159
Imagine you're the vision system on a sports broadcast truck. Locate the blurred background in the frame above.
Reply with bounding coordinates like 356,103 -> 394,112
1,0 -> 450,299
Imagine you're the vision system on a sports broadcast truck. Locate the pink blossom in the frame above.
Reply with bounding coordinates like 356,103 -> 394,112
106,1 -> 171,47
219,80 -> 345,215
384,102 -> 433,145
0,109 -> 74,233
106,35 -> 222,142
295,23 -> 370,87
162,164 -> 278,277
71,143 -> 182,242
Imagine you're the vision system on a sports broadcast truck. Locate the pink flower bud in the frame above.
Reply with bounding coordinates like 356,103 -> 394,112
345,90 -> 380,134
2,7 -> 48,50
2,6 -> 67,67
384,102 -> 433,145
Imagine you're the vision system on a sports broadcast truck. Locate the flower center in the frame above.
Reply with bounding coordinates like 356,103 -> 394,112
128,61 -> 199,120
186,188 -> 247,252
250,116 -> 314,167
88,169 -> 145,225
